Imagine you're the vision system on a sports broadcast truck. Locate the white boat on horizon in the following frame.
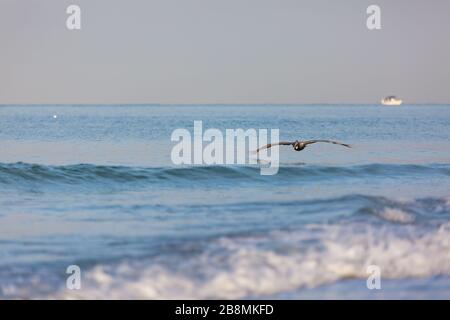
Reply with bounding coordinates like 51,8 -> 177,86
381,96 -> 403,106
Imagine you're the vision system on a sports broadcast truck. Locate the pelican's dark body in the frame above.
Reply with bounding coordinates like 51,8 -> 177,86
293,141 -> 306,151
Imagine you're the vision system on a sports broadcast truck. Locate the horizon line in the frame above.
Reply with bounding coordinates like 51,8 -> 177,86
1,102 -> 450,107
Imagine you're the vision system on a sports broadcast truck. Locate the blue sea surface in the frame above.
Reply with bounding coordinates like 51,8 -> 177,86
0,105 -> 449,299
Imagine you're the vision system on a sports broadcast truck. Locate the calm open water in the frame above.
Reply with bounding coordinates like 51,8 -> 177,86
0,105 -> 449,299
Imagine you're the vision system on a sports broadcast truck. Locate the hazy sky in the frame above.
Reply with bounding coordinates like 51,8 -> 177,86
1,0 -> 450,104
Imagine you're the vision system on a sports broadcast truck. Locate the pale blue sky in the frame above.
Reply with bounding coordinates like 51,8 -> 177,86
1,0 -> 450,104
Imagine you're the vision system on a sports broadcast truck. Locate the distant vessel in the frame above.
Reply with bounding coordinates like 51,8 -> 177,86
381,96 -> 402,106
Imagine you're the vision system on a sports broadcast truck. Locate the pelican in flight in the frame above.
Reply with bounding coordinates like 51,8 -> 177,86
255,140 -> 351,153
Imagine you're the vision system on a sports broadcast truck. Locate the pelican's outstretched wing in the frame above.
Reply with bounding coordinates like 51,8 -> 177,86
302,140 -> 351,148
254,141 -> 293,153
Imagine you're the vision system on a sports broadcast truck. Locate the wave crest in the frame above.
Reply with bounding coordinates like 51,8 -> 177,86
1,162 -> 449,188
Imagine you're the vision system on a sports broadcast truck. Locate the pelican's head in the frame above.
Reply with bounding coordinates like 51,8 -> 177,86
293,141 -> 302,151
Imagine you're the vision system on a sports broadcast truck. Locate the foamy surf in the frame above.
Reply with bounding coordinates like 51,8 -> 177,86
1,193 -> 450,299
48,221 -> 450,299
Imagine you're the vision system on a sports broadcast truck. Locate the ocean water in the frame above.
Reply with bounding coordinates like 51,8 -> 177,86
0,104 -> 450,299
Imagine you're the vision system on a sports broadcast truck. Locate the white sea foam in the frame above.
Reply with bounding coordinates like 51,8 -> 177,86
378,207 -> 415,223
56,221 -> 450,299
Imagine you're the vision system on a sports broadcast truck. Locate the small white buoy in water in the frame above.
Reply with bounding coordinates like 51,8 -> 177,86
53,115 -> 58,119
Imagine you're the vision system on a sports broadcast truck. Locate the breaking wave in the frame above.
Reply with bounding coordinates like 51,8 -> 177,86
1,193 -> 449,299
54,220 -> 450,299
